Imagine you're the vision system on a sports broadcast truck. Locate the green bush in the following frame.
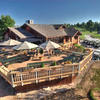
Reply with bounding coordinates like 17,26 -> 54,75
39,48 -> 43,54
74,44 -> 85,53
52,61 -> 57,66
89,89 -> 98,100
41,62 -> 44,68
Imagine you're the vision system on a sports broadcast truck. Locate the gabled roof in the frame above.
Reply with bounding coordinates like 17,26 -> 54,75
53,24 -> 81,36
16,28 -> 33,37
64,27 -> 81,36
8,24 -> 81,39
25,24 -> 67,38
8,27 -> 33,39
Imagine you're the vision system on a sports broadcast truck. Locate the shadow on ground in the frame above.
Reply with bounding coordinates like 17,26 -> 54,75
0,76 -> 16,97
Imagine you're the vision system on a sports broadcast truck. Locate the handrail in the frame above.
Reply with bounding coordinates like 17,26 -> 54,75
0,48 -> 93,87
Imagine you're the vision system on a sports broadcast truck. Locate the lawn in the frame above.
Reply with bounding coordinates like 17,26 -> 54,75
74,27 -> 100,40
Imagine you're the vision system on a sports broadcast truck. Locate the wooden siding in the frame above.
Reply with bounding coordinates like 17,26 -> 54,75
4,29 -> 20,40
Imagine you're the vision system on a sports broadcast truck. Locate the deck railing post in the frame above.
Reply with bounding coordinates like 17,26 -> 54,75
72,65 -> 74,76
21,73 -> 23,86
35,71 -> 38,83
60,67 -> 62,79
48,69 -> 51,81
11,74 -> 15,87
71,65 -> 75,82
78,64 -> 80,74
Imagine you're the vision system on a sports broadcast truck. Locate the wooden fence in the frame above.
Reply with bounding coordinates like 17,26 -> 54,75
79,49 -> 93,72
9,64 -> 79,87
0,48 -> 93,87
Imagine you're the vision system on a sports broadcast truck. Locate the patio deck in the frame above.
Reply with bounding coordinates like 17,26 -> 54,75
0,48 -> 93,88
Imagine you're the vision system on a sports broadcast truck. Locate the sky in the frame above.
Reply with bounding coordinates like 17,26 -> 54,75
0,0 -> 100,25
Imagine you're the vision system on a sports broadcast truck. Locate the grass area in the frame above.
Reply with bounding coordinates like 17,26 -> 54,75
91,69 -> 100,88
74,27 -> 100,40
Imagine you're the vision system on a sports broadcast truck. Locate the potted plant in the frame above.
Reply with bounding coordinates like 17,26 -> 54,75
41,62 -> 44,68
40,48 -> 44,55
52,61 -> 57,66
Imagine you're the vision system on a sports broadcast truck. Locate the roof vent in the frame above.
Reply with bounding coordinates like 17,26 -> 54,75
26,20 -> 34,24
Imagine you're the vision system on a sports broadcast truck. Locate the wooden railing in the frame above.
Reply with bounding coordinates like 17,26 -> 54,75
0,48 -> 93,87
79,49 -> 93,71
0,65 -> 11,84
10,64 -> 79,87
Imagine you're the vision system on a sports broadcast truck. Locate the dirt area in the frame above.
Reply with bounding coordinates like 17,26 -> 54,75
93,92 -> 100,100
74,61 -> 100,99
7,54 -> 67,70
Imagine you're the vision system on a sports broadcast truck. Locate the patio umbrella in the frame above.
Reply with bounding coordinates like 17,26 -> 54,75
13,41 -> 38,50
39,40 -> 61,50
0,39 -> 21,46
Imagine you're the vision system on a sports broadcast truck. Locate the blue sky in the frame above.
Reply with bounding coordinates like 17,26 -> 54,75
0,0 -> 100,25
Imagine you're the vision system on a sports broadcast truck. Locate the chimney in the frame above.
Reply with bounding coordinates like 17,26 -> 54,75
26,20 -> 34,24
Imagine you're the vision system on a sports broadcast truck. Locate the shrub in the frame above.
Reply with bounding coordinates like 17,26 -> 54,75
74,44 -> 85,53
39,48 -> 43,54
52,61 -> 57,66
41,62 -> 44,68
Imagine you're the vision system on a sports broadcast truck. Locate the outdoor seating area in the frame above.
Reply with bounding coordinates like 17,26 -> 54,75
2,47 -> 87,72
0,54 -> 30,67
0,39 -> 93,88
0,41 -> 90,72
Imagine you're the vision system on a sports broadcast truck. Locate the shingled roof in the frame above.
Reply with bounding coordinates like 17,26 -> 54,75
53,24 -> 81,36
8,24 -> 81,39
8,27 -> 33,39
25,24 -> 67,38
64,27 -> 81,36
53,24 -> 63,29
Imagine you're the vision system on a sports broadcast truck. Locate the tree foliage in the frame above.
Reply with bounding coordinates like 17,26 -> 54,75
0,15 -> 15,36
74,20 -> 100,32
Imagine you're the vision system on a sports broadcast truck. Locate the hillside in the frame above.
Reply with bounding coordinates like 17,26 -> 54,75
75,61 -> 100,100
74,27 -> 100,40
